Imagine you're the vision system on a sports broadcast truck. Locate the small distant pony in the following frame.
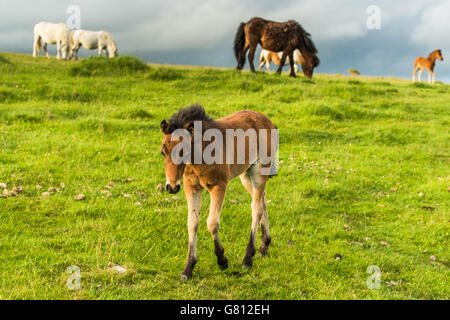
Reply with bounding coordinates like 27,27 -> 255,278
348,69 -> 360,76
234,17 -> 319,78
258,49 -> 304,73
70,30 -> 119,60
412,50 -> 444,84
33,22 -> 70,60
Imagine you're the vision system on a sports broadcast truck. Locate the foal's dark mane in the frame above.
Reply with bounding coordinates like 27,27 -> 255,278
429,49 -> 442,57
162,104 -> 214,134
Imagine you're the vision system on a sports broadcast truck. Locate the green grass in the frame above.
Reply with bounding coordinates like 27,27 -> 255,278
0,52 -> 449,300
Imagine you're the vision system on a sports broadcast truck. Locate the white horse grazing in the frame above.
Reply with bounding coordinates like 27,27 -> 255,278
258,49 -> 303,73
33,22 -> 70,60
70,30 -> 119,60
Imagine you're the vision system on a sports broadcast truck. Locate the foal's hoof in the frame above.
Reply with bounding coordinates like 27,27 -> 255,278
218,257 -> 229,270
289,74 -> 297,78
259,246 -> 269,256
180,273 -> 191,281
242,257 -> 253,268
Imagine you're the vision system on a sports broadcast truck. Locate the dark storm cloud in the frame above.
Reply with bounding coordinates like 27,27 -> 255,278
0,0 -> 449,81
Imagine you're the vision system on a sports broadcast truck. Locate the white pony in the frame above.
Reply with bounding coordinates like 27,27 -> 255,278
70,30 -> 119,60
258,49 -> 303,73
33,22 -> 70,60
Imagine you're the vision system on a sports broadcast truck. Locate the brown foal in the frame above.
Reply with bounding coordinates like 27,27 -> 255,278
412,49 -> 444,84
160,105 -> 278,280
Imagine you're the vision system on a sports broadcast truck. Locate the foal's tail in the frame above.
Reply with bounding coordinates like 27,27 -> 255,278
269,124 -> 279,178
234,22 -> 246,69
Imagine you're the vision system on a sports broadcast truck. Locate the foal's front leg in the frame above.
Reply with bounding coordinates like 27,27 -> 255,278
207,184 -> 229,270
181,186 -> 203,281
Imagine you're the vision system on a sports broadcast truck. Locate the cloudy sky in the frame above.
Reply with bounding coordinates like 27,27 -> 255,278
1,0 -> 449,82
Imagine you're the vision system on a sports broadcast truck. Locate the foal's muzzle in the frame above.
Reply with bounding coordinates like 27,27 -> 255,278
166,184 -> 181,194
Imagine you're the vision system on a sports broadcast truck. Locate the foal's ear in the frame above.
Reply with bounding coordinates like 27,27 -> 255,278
184,122 -> 195,135
160,120 -> 169,133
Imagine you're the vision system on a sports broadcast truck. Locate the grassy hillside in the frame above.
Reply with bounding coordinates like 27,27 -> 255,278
0,52 -> 448,300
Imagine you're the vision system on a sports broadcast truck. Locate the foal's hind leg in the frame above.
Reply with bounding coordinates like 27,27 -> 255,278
242,170 -> 269,267
258,192 -> 271,256
207,183 -> 229,270
240,171 -> 271,257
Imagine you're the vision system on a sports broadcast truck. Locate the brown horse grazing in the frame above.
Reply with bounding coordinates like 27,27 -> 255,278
234,17 -> 320,78
160,105 -> 278,280
412,49 -> 444,84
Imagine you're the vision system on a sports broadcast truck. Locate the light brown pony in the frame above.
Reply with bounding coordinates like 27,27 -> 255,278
160,105 -> 278,280
412,49 -> 444,84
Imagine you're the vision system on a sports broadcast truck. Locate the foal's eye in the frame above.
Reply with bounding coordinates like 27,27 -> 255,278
161,151 -> 165,157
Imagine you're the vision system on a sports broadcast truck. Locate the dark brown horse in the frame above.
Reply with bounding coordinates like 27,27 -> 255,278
234,17 -> 320,78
